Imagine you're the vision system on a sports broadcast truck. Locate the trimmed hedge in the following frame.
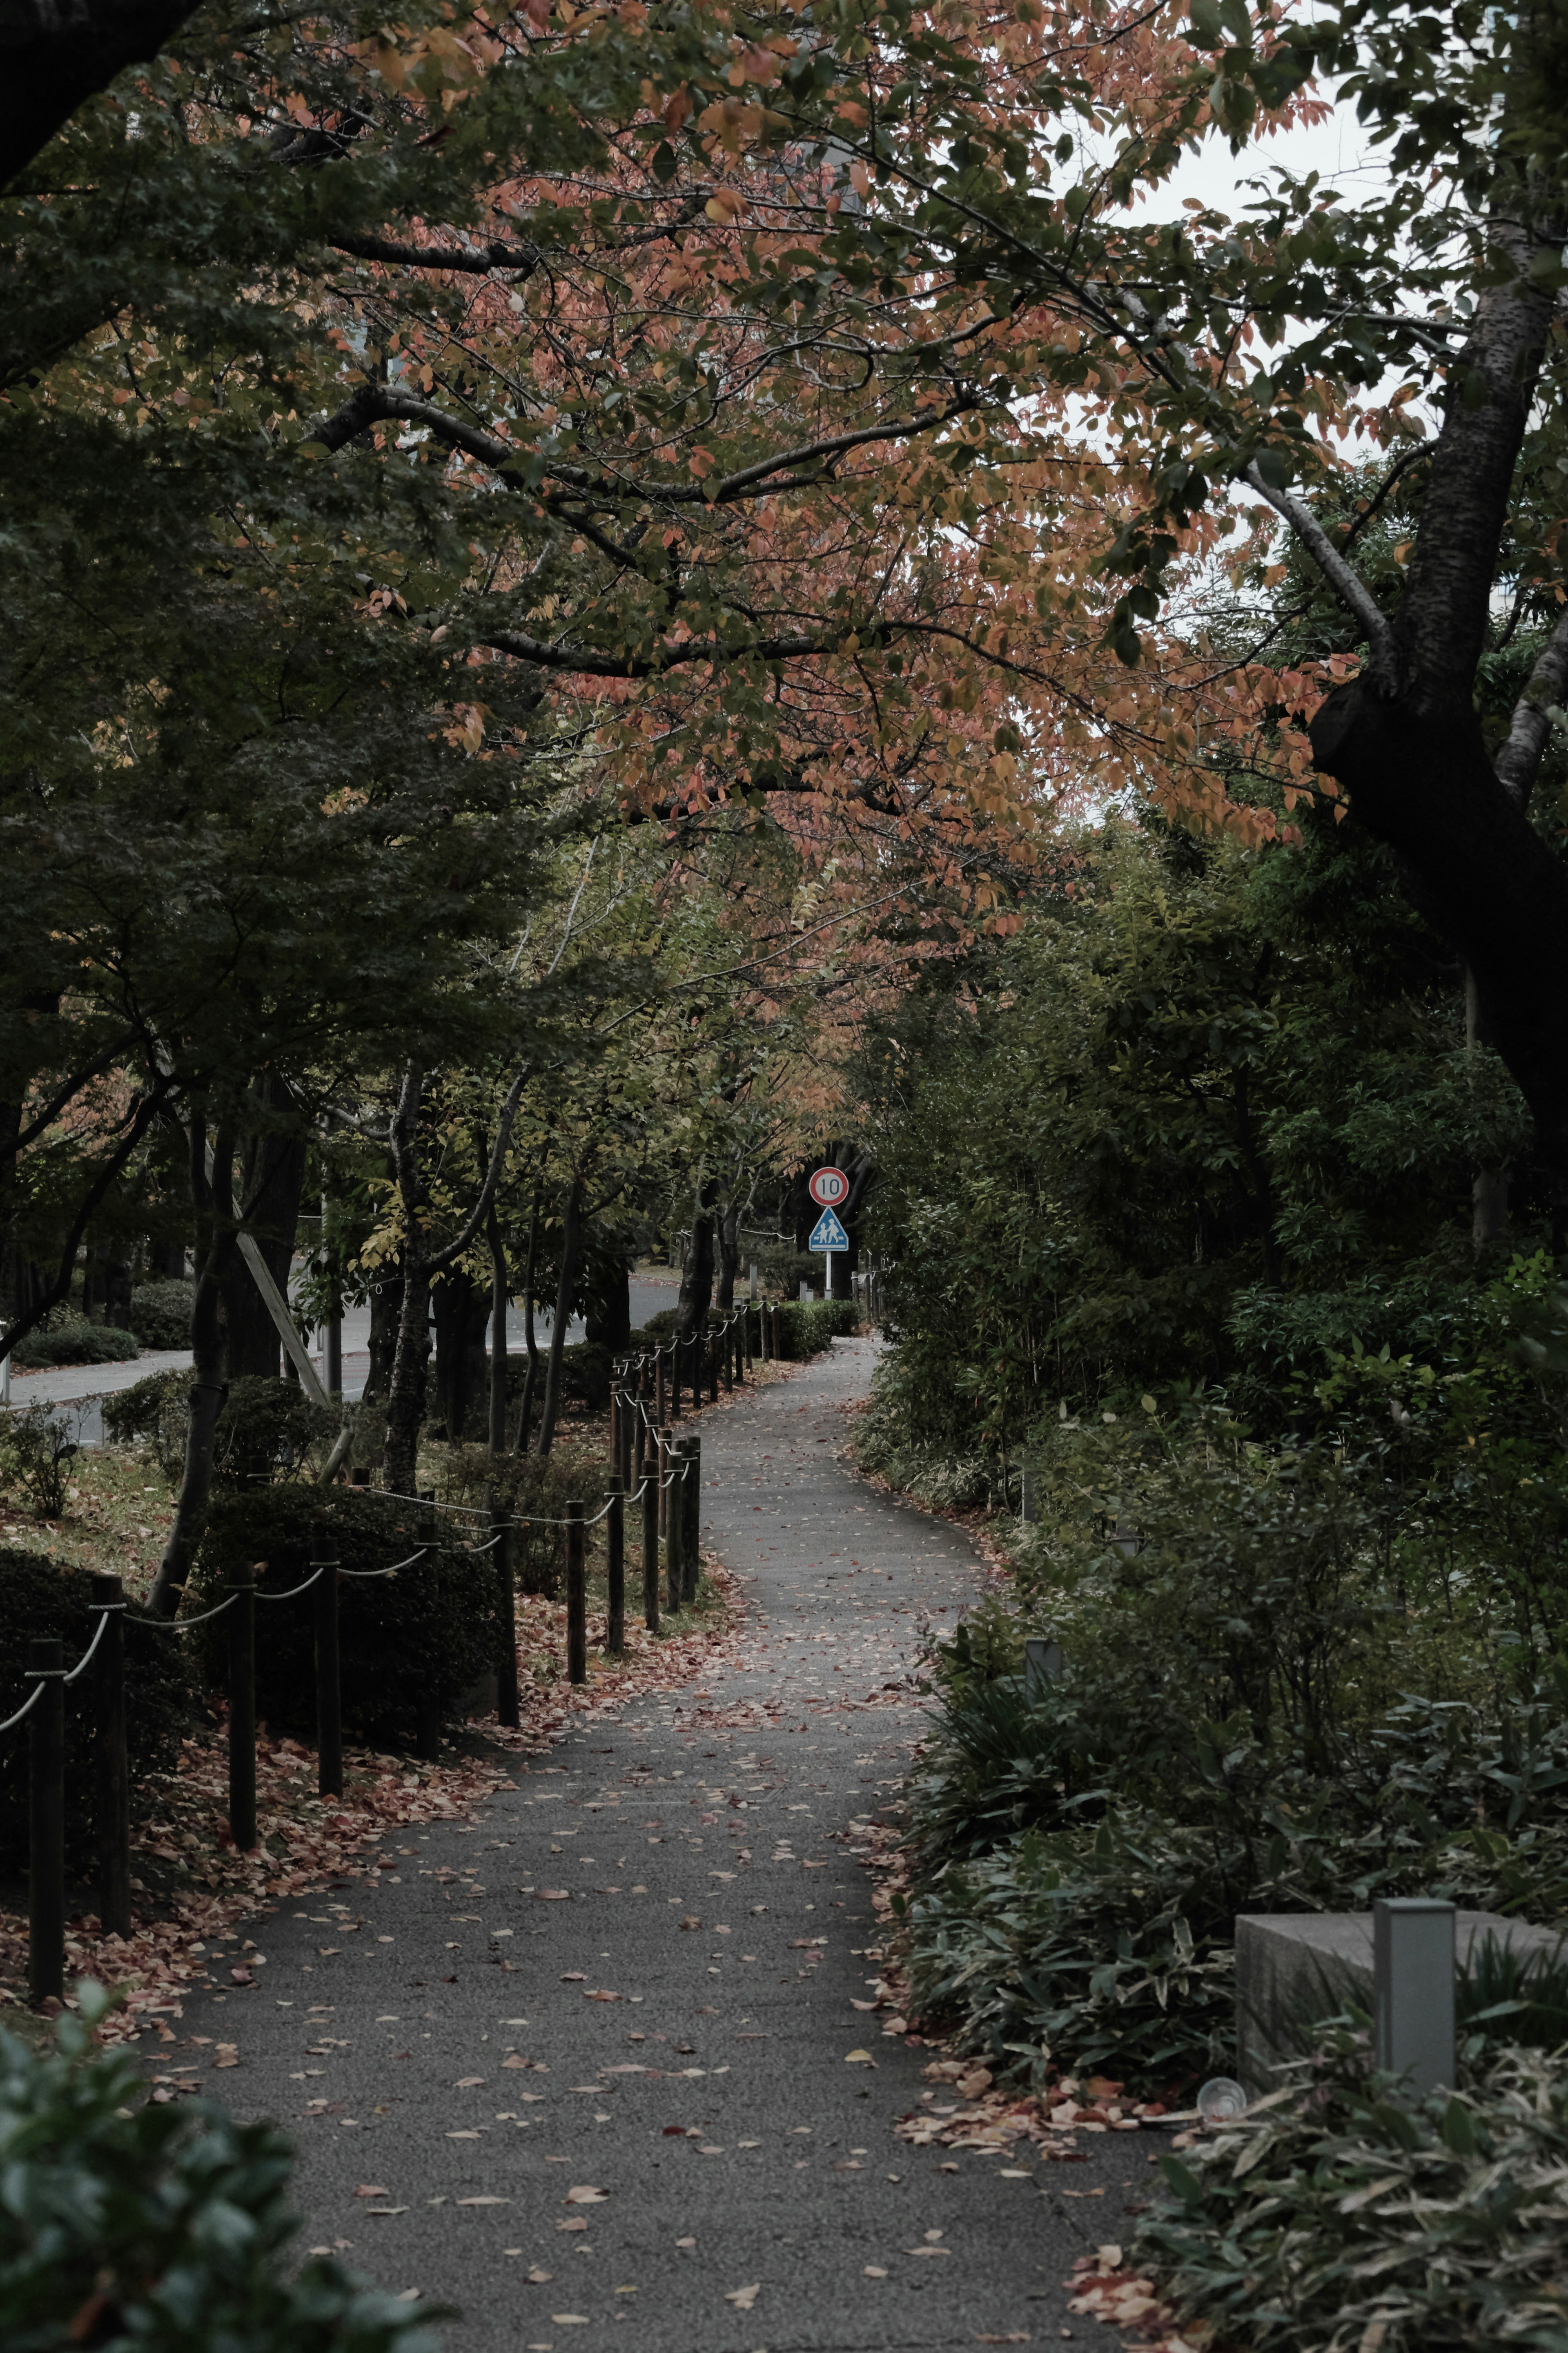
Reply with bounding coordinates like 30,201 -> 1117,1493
189,1489 -> 500,1749
9,1319 -> 140,1370
771,1298 -> 862,1358
0,1548 -> 195,1874
127,1278 -> 196,1349
0,1993 -> 444,2353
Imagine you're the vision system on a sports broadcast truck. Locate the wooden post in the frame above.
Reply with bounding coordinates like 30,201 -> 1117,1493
655,1348 -> 666,1425
683,1436 -> 702,1605
566,1498 -> 587,1683
633,1386 -> 646,1491
744,1303 -> 754,1374
227,1564 -> 257,1851
312,1526 -> 343,1799
657,1423 -> 670,1537
606,1479 -> 625,1653
722,1318 -> 734,1393
642,1461 -> 659,1633
90,1574 -> 130,1939
708,1331 -> 718,1404
416,1521 -> 442,1761
27,1637 -> 65,2003
665,1445 -> 684,1613
492,1489 -> 520,1730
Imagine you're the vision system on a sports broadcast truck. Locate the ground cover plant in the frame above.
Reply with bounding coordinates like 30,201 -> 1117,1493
0,1985 -> 446,2353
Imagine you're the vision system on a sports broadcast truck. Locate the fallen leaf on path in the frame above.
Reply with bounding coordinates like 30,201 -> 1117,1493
844,2049 -> 875,2065
557,2218 -> 589,2234
354,2186 -> 391,2199
457,2196 -> 510,2206
525,2268 -> 552,2284
724,2284 -> 761,2311
565,2186 -> 608,2203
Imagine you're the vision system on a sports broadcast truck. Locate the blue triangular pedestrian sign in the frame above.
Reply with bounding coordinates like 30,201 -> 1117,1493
808,1207 -> 849,1251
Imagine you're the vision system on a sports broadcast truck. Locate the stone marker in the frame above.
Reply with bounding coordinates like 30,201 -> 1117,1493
1235,1905 -> 1566,2093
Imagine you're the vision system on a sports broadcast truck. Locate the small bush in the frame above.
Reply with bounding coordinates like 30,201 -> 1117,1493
772,1299 -> 860,1359
102,1373 -> 341,1485
189,1489 -> 500,1748
1136,2039 -> 1568,2352
757,1246 -> 819,1300
127,1278 -> 196,1349
0,1407 -> 81,1520
434,1445 -> 612,1598
0,1992 -> 446,2353
10,1318 -> 140,1370
0,1548 -> 195,1873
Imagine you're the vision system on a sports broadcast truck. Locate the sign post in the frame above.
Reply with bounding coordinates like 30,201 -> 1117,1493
808,1167 -> 851,1299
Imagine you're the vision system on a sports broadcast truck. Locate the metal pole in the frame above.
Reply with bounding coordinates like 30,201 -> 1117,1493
606,1479 -> 625,1653
28,1637 -> 65,2003
493,1489 -> 520,1730
227,1564 -> 256,1850
566,1498 -> 587,1683
642,1461 -> 659,1633
312,1526 -> 343,1799
91,1575 -> 130,1939
682,1436 -> 702,1606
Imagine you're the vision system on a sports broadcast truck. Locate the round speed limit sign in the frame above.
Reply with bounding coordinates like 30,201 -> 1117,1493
808,1165 -> 850,1209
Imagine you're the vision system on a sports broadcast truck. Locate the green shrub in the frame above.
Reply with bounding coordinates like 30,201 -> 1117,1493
433,1445 -> 611,1598
0,1990 -> 447,2353
902,1808 -> 1236,2090
773,1298 -> 860,1359
757,1246 -> 818,1300
102,1373 -> 340,1485
127,1278 -> 195,1350
10,1319 -> 139,1370
189,1489 -> 500,1748
0,1407 -> 81,1520
0,1549 -> 195,1874
1136,2039 -> 1568,2352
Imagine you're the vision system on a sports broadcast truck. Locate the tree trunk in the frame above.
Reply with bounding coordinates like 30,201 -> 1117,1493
363,1258 -> 401,1403
586,1254 -> 633,1349
715,1204 -> 740,1311
382,1247 -> 432,1494
1311,685 -> 1568,1193
220,1088 -> 308,1380
514,1177 -> 543,1453
535,1175 -> 584,1458
431,1262 -> 488,1441
488,1205 -> 508,1456
677,1178 -> 719,1340
1307,182 -> 1568,1196
147,1119 -> 238,1618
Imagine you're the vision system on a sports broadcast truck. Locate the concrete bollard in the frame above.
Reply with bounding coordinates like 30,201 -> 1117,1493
1375,1898 -> 1456,2094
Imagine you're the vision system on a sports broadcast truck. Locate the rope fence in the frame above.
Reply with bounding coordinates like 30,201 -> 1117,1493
0,1296 -> 786,2007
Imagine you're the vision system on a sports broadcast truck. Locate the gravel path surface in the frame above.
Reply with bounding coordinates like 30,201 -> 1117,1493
149,1338 -> 1149,2351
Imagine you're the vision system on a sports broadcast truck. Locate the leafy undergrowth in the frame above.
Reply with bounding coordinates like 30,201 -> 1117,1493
1120,2042 -> 1568,2353
0,1559 -> 746,2044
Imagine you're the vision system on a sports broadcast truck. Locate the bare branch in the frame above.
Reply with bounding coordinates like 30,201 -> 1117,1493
1243,461 -> 1397,682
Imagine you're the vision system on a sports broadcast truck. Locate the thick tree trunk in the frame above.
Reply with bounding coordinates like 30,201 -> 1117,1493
586,1256 -> 633,1349
535,1175 -> 584,1457
488,1206 -> 508,1455
677,1179 -> 719,1340
431,1263 -> 488,1441
514,1178 -> 543,1453
1311,685 -> 1568,1189
1308,183 -> 1568,1195
147,1121 -> 237,1618
0,0 -> 207,191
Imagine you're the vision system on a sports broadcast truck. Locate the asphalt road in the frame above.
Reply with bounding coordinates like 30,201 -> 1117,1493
146,1339 -> 1148,2351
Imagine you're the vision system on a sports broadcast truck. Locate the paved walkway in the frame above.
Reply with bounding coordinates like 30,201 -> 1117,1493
154,1340 -> 1147,2350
